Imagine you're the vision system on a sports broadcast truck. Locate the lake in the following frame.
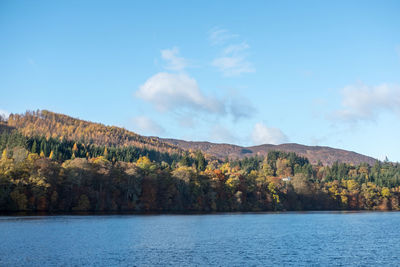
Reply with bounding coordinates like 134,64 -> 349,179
0,212 -> 399,266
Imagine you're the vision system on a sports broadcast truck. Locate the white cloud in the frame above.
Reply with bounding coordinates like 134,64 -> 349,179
177,115 -> 195,128
0,109 -> 10,120
251,122 -> 288,145
223,43 -> 249,55
132,116 -> 165,135
309,136 -> 328,146
333,82 -> 400,122
136,72 -> 225,114
212,57 -> 254,76
208,27 -> 238,46
136,43 -> 256,126
161,47 -> 187,71
209,125 -> 238,144
212,42 -> 255,76
228,96 -> 256,121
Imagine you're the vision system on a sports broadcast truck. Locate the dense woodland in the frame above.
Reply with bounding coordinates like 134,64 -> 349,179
1,111 -> 400,213
7,110 -> 181,155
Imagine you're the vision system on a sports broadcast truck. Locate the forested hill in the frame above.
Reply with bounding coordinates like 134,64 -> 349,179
160,139 -> 377,166
7,110 -> 182,156
1,110 -> 400,213
6,110 -> 377,166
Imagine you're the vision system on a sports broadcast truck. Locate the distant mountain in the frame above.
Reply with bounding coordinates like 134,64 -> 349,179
160,139 -> 377,166
6,110 -> 377,165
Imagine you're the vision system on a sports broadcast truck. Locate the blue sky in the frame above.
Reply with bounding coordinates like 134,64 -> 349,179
1,0 -> 400,161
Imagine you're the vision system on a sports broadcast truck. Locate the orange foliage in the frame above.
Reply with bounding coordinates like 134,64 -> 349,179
8,110 -> 183,156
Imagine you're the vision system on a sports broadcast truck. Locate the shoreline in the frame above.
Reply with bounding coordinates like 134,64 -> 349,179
0,209 -> 398,217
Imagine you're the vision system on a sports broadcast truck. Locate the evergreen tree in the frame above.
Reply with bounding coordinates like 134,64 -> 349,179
179,152 -> 190,167
195,151 -> 206,171
31,140 -> 38,154
43,142 -> 49,157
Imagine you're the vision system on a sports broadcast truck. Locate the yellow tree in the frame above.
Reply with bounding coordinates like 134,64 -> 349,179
72,142 -> 78,158
136,156 -> 156,173
1,149 -> 7,160
72,143 -> 78,153
381,187 -> 391,198
276,158 -> 292,177
268,182 -> 280,208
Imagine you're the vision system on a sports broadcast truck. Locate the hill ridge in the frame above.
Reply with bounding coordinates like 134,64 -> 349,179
6,110 -> 377,166
159,139 -> 377,166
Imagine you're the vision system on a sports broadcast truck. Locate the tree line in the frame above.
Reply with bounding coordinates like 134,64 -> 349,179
1,128 -> 400,213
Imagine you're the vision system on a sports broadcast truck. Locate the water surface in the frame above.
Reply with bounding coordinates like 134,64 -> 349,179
0,212 -> 399,266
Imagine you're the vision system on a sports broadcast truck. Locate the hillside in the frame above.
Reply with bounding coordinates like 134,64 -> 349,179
1,110 -> 400,215
160,140 -> 377,166
7,110 -> 183,155
6,110 -> 377,165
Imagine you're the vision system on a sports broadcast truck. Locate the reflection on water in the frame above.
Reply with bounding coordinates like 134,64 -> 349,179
0,212 -> 399,266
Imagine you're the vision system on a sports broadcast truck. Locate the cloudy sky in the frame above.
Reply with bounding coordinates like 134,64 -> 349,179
1,1 -> 400,161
